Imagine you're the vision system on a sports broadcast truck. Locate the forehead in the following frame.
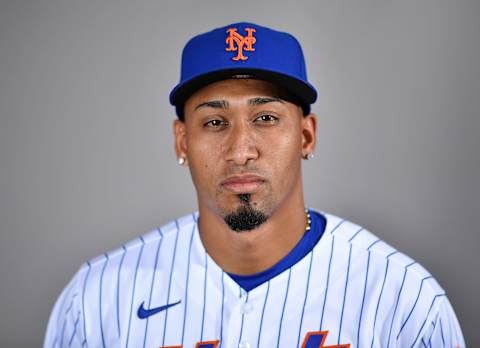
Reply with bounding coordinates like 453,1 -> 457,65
184,79 -> 290,109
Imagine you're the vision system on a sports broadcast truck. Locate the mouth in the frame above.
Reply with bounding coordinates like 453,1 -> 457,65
220,174 -> 265,194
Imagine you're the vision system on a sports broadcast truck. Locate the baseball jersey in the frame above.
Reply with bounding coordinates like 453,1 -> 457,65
44,210 -> 465,348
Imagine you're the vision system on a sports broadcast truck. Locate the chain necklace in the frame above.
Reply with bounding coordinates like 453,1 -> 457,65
305,208 -> 312,232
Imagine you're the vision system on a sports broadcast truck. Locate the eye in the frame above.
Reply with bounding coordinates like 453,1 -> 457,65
204,119 -> 227,128
254,114 -> 278,123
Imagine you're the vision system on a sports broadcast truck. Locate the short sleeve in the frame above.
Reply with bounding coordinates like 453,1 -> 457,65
424,297 -> 465,348
418,297 -> 465,348
44,270 -> 86,348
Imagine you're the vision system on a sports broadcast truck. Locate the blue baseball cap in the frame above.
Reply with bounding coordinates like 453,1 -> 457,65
170,22 -> 317,118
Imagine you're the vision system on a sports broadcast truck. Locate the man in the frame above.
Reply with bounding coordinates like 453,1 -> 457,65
44,22 -> 464,348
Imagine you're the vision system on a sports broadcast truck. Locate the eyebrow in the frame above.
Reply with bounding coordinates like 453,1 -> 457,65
248,97 -> 285,106
195,100 -> 229,110
194,97 -> 284,111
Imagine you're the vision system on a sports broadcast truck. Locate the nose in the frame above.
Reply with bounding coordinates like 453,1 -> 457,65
223,123 -> 259,165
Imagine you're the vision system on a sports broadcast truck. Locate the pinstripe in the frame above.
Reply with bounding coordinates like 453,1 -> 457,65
62,287 -> 75,316
69,311 -> 81,346
408,294 -> 446,348
63,292 -> 79,347
330,219 -> 345,234
338,244 -> 353,343
161,220 -> 181,346
200,251 -> 208,341
181,222 -> 196,345
451,303 -> 461,346
142,229 -> 164,348
219,271 -> 225,348
348,227 -> 364,242
66,302 -> 77,337
355,239 -> 381,347
397,276 -> 433,338
59,314 -> 67,347
58,291 -> 76,347
296,251 -> 314,348
57,283 -> 75,333
320,236 -> 335,329
99,254 -> 109,348
385,250 -> 398,258
367,239 -> 381,250
276,268 -> 292,348
439,318 -> 445,346
447,300 -> 458,347
446,304 -> 455,347
65,294 -> 78,316
370,251 -> 398,348
125,238 -> 146,348
356,251 -> 371,348
81,262 -> 92,348
237,292 -> 249,348
428,320 -> 435,347
386,261 -> 416,348
256,280 -> 271,348
116,245 -> 127,338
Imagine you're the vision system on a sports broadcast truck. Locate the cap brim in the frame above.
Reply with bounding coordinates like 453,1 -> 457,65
170,68 -> 317,111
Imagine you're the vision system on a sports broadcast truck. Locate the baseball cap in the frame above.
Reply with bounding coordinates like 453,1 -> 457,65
170,22 -> 317,118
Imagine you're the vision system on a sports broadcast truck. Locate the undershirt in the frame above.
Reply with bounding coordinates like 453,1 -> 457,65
227,209 -> 326,291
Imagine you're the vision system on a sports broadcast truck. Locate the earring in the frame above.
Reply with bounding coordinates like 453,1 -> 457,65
178,157 -> 185,165
304,153 -> 314,160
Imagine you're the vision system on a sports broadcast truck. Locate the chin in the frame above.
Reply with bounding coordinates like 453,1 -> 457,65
223,205 -> 268,232
220,195 -> 271,232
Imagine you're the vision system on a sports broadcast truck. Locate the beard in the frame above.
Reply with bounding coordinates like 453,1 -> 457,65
223,194 -> 268,232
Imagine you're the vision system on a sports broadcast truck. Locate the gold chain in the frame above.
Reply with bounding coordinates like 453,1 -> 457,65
305,209 -> 312,232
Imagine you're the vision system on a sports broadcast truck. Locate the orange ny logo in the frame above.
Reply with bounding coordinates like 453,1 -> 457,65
225,27 -> 256,61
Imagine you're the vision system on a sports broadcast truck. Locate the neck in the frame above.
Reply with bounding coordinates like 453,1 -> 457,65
198,186 -> 307,275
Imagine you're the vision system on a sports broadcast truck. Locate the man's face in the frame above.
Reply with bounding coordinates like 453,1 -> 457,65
174,79 -> 316,231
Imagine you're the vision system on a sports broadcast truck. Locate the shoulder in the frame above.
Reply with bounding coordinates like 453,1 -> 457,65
315,210 -> 465,345
60,212 -> 199,311
317,209 -> 446,300
76,212 -> 199,284
44,212 -> 199,346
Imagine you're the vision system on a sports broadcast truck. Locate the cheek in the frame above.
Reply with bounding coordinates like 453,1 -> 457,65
186,136 -> 221,185
189,139 -> 217,165
270,123 -> 302,157
263,131 -> 302,182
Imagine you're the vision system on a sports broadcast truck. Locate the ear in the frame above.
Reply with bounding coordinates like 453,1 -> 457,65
173,119 -> 188,165
301,113 -> 317,157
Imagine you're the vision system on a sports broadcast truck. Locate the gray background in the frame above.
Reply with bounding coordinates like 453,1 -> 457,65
0,0 -> 478,346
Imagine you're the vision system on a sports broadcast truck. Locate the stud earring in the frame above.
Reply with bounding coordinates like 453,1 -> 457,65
303,153 -> 314,160
178,157 -> 185,165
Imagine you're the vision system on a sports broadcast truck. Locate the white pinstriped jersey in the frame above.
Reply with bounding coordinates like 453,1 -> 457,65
44,211 -> 465,348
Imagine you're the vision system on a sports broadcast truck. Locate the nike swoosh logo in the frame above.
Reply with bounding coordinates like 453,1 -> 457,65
137,300 -> 181,319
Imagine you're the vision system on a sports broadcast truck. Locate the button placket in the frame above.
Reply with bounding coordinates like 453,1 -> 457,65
238,341 -> 250,348
240,301 -> 253,314
226,294 -> 248,348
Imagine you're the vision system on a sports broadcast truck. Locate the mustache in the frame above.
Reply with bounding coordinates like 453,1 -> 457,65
225,163 -> 262,176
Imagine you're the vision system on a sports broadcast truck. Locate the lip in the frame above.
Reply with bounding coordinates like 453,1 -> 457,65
221,174 -> 265,194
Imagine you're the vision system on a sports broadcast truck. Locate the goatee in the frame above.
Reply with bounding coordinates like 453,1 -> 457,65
224,195 -> 267,232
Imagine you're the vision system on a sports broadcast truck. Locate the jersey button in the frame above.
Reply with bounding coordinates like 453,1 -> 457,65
241,302 -> 253,314
238,341 -> 250,348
